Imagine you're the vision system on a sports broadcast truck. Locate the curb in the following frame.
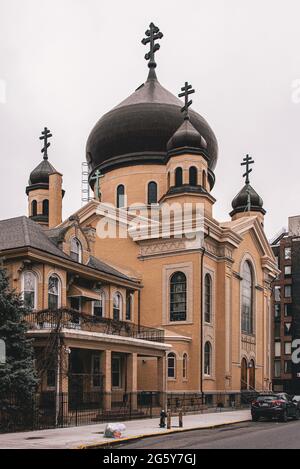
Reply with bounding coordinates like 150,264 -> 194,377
77,418 -> 251,450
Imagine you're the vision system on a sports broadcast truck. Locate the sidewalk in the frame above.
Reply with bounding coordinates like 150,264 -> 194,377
0,409 -> 251,449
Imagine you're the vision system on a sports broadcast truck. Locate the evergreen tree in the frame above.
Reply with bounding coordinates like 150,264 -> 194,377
0,267 -> 38,418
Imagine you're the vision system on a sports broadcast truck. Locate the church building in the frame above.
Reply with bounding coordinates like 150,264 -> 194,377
0,23 -> 278,422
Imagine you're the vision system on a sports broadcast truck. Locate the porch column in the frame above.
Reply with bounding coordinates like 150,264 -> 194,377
157,355 -> 167,409
101,350 -> 112,411
127,353 -> 138,410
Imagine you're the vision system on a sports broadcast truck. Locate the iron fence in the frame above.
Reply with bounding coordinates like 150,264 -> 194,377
0,391 -> 250,434
25,309 -> 165,343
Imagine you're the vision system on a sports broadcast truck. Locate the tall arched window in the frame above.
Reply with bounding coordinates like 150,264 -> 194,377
147,181 -> 158,205
126,293 -> 133,321
183,353 -> 188,380
241,358 -> 248,390
70,238 -> 82,263
202,170 -> 207,190
189,166 -> 198,186
167,353 -> 176,379
167,172 -> 170,189
204,274 -> 212,323
93,291 -> 105,318
117,185 -> 125,209
48,275 -> 61,310
43,199 -> 49,216
170,272 -> 187,322
175,167 -> 183,187
31,200 -> 37,217
204,342 -> 212,376
241,261 -> 254,335
113,293 -> 122,321
22,271 -> 37,310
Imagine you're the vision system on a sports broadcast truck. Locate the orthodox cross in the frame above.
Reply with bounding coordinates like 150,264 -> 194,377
90,169 -> 104,201
39,127 -> 52,160
142,22 -> 163,68
178,82 -> 195,120
241,154 -> 254,185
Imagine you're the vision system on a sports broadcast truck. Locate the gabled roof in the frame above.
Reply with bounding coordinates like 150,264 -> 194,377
0,216 -> 136,283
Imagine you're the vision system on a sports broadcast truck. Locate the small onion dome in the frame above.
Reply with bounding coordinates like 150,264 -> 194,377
29,159 -> 57,185
167,118 -> 207,156
230,183 -> 266,217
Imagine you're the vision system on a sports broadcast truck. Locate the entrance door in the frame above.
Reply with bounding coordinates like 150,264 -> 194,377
241,358 -> 248,390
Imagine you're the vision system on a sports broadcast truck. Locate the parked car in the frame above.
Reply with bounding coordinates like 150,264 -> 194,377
251,393 -> 300,422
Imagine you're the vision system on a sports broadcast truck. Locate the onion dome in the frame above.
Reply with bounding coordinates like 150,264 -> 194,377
86,23 -> 218,189
29,158 -> 57,185
230,183 -> 265,217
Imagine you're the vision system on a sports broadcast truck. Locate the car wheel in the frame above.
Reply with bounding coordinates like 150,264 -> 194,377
280,410 -> 288,423
252,415 -> 259,422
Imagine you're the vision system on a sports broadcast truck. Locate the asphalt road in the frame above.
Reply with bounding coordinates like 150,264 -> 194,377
118,420 -> 300,449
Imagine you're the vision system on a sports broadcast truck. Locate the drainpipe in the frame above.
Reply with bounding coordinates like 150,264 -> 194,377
200,228 -> 210,404
138,290 -> 141,333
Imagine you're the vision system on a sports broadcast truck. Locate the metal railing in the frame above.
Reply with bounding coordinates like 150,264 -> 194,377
25,309 -> 165,343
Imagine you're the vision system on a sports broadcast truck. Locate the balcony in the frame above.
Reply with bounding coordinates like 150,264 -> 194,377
25,309 -> 165,343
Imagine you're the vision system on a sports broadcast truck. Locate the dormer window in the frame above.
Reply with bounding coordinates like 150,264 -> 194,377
70,238 -> 82,263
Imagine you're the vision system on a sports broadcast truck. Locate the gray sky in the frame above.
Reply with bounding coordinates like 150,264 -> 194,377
0,0 -> 299,238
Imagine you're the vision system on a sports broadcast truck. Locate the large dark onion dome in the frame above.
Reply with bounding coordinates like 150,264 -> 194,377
86,69 -> 218,189
230,183 -> 266,217
29,158 -> 57,185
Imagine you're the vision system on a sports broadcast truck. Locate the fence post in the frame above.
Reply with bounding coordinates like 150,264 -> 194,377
150,392 -> 153,419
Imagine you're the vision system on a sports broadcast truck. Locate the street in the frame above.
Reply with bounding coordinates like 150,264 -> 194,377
117,420 -> 300,449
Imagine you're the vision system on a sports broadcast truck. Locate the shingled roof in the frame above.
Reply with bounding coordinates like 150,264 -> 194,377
0,216 -> 134,282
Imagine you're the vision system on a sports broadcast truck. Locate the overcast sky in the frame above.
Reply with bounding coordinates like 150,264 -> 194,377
0,0 -> 299,238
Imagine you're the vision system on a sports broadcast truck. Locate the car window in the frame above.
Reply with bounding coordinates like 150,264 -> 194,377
257,396 -> 278,402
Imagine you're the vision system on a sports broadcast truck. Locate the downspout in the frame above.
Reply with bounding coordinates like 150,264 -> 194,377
200,228 -> 210,403
138,290 -> 141,333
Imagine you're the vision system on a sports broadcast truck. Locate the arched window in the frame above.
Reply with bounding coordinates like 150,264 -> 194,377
147,181 -> 158,205
204,342 -> 212,376
167,172 -> 171,189
167,353 -> 176,379
93,291 -> 105,318
22,271 -> 37,310
241,358 -> 248,390
113,293 -> 122,321
202,170 -> 207,190
249,359 -> 255,390
204,274 -> 212,323
170,272 -> 187,322
175,167 -> 183,187
31,200 -> 37,217
117,185 -> 125,209
43,199 -> 49,216
241,261 -> 254,335
189,166 -> 198,186
183,353 -> 188,380
70,238 -> 82,263
48,275 -> 61,310
126,293 -> 133,321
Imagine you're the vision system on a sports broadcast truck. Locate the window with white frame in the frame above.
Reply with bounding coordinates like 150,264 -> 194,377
70,238 -> 82,263
167,353 -> 176,379
285,342 -> 292,355
113,293 -> 122,321
48,275 -> 61,310
22,271 -> 37,310
93,291 -> 105,318
204,342 -> 212,376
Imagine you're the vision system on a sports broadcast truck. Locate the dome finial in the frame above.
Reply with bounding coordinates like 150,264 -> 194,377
241,154 -> 254,185
142,22 -> 163,75
39,127 -> 52,161
178,82 -> 195,121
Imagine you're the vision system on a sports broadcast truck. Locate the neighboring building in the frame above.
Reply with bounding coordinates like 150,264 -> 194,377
271,216 -> 300,394
0,24 -> 278,426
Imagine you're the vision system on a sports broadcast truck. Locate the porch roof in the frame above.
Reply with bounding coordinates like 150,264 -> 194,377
68,285 -> 100,301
